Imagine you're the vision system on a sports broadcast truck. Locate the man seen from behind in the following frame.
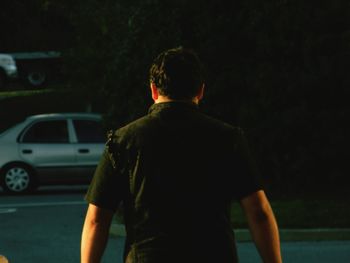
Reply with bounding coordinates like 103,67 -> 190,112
81,47 -> 283,263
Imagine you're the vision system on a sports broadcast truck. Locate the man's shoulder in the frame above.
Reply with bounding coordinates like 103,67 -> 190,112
198,111 -> 243,135
112,110 -> 244,140
114,114 -> 156,139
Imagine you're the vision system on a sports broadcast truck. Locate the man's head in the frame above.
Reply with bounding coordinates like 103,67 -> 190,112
149,47 -> 204,102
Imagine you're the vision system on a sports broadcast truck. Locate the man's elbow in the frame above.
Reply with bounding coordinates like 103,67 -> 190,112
85,218 -> 105,233
83,204 -> 115,237
250,205 -> 273,224
240,191 -> 277,225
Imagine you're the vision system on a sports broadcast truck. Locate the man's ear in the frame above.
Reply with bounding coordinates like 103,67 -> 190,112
150,82 -> 159,101
196,84 -> 205,101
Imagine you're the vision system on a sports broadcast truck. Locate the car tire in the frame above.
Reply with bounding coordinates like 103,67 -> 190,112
0,163 -> 37,194
25,67 -> 47,88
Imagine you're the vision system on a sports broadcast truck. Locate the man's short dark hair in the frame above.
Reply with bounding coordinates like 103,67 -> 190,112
149,47 -> 204,100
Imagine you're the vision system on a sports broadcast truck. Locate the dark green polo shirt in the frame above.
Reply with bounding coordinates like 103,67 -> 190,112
86,101 -> 262,263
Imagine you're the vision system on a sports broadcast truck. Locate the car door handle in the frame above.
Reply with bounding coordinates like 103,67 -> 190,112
78,149 -> 90,154
22,149 -> 33,154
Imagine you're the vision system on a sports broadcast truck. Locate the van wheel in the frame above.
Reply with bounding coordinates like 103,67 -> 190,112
26,68 -> 47,88
0,164 -> 37,194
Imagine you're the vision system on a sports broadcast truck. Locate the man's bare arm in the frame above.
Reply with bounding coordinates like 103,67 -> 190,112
81,204 -> 114,263
240,190 -> 282,263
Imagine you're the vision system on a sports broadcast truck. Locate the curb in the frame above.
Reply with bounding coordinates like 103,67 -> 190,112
109,224 -> 350,241
235,228 -> 350,242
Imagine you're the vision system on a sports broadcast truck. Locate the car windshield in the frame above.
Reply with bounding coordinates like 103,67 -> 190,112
0,122 -> 23,137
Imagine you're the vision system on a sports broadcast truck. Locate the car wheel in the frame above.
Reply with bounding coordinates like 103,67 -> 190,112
26,68 -> 47,88
1,164 -> 36,194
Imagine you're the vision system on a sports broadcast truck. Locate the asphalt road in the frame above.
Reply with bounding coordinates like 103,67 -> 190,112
1,186 -> 350,263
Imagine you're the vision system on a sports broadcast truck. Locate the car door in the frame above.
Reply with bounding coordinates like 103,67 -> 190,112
18,119 -> 77,183
70,118 -> 106,182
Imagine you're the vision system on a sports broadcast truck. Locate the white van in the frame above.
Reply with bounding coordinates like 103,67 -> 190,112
0,53 -> 18,90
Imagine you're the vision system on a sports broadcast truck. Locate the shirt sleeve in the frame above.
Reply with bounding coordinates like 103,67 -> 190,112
233,128 -> 263,200
85,148 -> 125,211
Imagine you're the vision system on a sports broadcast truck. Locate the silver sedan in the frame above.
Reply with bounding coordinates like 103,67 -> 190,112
0,113 -> 106,194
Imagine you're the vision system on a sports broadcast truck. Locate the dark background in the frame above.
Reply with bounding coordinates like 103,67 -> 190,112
0,0 -> 349,197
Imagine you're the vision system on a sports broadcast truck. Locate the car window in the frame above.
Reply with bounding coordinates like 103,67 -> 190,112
73,120 -> 105,143
22,120 -> 69,143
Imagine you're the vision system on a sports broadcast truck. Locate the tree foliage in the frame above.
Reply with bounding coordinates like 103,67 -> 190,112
64,0 -> 349,196
2,0 -> 349,196
0,0 -> 73,52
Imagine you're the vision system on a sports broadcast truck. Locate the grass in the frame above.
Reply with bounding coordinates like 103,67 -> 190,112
0,88 -> 55,99
230,198 -> 350,229
114,197 -> 350,229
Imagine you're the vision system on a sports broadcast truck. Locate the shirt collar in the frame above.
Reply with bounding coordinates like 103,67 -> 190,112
148,101 -> 198,115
